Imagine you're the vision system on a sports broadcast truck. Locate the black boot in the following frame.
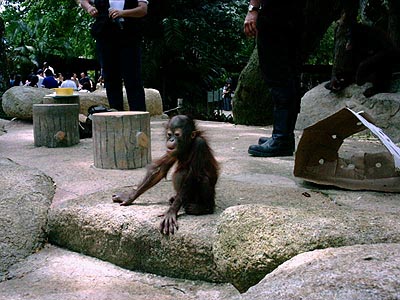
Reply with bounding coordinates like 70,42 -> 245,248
249,136 -> 294,157
248,109 -> 295,157
258,133 -> 295,147
257,116 -> 296,148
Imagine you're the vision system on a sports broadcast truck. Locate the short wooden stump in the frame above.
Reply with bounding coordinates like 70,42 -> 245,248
92,111 -> 151,169
33,104 -> 80,148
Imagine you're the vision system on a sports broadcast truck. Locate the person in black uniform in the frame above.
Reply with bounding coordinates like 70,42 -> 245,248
244,0 -> 306,157
80,0 -> 148,111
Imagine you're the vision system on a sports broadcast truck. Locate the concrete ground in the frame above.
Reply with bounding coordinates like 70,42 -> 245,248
0,116 -> 395,299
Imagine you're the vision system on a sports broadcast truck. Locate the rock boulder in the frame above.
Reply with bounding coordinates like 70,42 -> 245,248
48,184 -> 221,283
2,86 -> 163,120
237,243 -> 400,300
297,82 -> 400,142
0,119 -> 8,136
213,204 -> 400,292
0,158 -> 55,279
2,86 -> 52,120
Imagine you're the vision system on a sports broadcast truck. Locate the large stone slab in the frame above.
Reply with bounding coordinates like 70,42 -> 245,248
0,158 -> 55,279
47,178 -> 326,285
48,184 -> 222,283
237,243 -> 400,300
0,245 -> 239,300
48,174 -> 400,291
213,203 -> 400,292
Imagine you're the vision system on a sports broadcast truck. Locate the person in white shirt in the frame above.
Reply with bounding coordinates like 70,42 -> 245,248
36,69 -> 44,88
80,0 -> 148,111
43,62 -> 55,75
60,72 -> 78,90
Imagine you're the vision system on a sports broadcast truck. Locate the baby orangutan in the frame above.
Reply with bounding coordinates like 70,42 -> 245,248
112,115 -> 219,235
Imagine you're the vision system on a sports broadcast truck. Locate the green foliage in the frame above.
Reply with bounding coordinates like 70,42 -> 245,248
142,0 -> 253,109
1,0 -> 94,74
307,22 -> 335,65
361,0 -> 390,28
0,0 -> 394,112
0,16 -> 9,93
1,0 -> 252,110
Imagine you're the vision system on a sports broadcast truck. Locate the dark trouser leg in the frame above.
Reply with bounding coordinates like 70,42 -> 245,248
223,97 -> 232,111
121,42 -> 146,111
105,79 -> 124,111
250,11 -> 303,157
271,81 -> 299,137
97,39 -> 124,111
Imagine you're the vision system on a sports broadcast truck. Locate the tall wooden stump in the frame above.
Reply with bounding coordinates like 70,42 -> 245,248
92,111 -> 151,169
33,104 -> 80,147
43,95 -> 80,106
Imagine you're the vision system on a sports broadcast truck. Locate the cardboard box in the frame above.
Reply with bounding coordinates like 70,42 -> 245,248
294,108 -> 400,192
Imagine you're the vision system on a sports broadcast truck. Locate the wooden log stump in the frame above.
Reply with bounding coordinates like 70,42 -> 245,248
43,95 -> 80,106
92,111 -> 151,169
33,104 -> 80,148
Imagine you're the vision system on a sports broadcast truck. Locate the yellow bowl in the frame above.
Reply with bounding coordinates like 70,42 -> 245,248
53,88 -> 74,96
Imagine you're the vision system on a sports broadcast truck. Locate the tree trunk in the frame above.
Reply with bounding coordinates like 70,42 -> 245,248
388,0 -> 400,48
330,1 -> 359,80
0,17 -> 9,118
301,0 -> 344,60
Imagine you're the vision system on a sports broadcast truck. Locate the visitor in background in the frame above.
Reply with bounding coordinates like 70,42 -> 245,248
9,74 -> 15,86
80,0 -> 148,111
79,72 -> 90,88
80,81 -> 92,92
222,79 -> 233,111
42,69 -> 58,89
56,73 -> 64,86
25,75 -> 39,87
12,74 -> 23,87
36,69 -> 44,88
43,62 -> 55,75
60,72 -> 78,90
72,73 -> 80,88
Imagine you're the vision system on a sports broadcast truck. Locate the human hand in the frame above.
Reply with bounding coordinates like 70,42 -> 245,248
87,5 -> 98,17
244,12 -> 258,37
109,8 -> 122,19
